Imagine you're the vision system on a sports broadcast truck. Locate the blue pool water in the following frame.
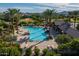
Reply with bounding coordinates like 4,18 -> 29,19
23,26 -> 48,41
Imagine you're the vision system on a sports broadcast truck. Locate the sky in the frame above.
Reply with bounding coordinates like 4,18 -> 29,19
0,3 -> 79,13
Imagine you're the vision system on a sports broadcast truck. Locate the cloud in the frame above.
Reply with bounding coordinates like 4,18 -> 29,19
36,3 -> 69,8
12,7 -> 34,10
36,3 -> 79,9
0,3 -> 79,13
0,7 -> 34,12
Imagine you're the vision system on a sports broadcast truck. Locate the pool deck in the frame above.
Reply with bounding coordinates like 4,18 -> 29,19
21,39 -> 58,53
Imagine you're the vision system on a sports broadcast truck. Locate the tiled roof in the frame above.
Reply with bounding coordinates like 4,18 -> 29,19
58,22 -> 70,32
66,28 -> 79,38
55,20 -> 79,38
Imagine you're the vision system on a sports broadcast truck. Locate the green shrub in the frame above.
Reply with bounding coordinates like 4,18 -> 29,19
34,47 -> 40,56
0,47 -> 8,56
45,51 -> 56,56
55,34 -> 73,45
58,39 -> 79,56
42,49 -> 48,56
42,48 -> 60,56
0,46 -> 21,56
19,21 -> 27,26
9,47 -> 21,56
76,24 -> 79,30
25,48 -> 32,56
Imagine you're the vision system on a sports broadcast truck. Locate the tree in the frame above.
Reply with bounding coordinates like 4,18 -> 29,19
55,34 -> 73,45
31,13 -> 43,26
43,9 -> 56,24
0,20 -> 12,42
2,9 -> 22,45
4,8 -> 21,35
42,9 -> 56,38
31,13 -> 41,21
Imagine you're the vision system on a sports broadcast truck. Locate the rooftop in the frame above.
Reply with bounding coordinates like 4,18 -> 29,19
55,20 -> 79,38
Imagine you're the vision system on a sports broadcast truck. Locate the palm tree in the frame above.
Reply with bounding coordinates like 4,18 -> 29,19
4,8 -> 21,35
68,10 -> 79,28
0,19 -> 10,42
43,9 -> 56,26
42,9 -> 56,38
0,20 -> 4,37
72,11 -> 79,28
1,9 -> 22,45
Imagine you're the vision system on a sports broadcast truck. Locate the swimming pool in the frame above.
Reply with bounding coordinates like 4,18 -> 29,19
23,26 -> 48,41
